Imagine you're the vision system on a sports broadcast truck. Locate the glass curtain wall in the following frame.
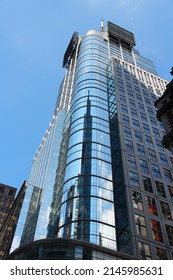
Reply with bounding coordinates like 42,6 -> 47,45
48,31 -> 117,250
10,109 -> 66,252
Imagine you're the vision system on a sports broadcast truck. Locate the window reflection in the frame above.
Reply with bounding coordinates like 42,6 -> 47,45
138,242 -> 151,260
143,177 -> 153,193
146,196 -> 158,215
165,225 -> 173,246
135,214 -> 147,237
132,191 -> 143,210
156,247 -> 167,260
150,220 -> 163,242
160,201 -> 172,220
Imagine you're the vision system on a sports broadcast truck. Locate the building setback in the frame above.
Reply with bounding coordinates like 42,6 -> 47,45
7,21 -> 173,260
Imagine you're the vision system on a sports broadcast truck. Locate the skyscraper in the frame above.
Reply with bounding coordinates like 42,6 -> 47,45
0,183 -> 16,231
0,181 -> 26,259
7,21 -> 173,260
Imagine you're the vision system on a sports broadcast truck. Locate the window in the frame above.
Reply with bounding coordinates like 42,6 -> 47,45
139,159 -> 149,174
117,73 -> 122,79
140,112 -> 147,122
135,214 -> 147,237
156,248 -> 167,260
165,225 -> 173,246
156,181 -> 166,198
132,119 -> 140,129
151,93 -> 157,101
135,130 -> 143,143
138,242 -> 151,260
118,78 -> 123,85
127,90 -> 133,98
142,123 -> 150,134
132,191 -> 143,210
159,153 -> 168,166
126,82 -> 132,89
155,139 -> 164,151
152,127 -> 160,137
151,163 -> 162,178
150,220 -> 163,242
120,95 -> 126,103
138,103 -> 145,112
159,122 -> 164,129
129,171 -> 139,187
148,148 -> 157,161
146,196 -> 158,215
145,135 -> 154,147
121,104 -> 128,114
144,98 -> 151,105
129,98 -> 135,107
122,114 -> 130,125
125,139 -> 134,152
142,89 -> 148,96
143,177 -> 153,193
130,108 -> 138,118
124,127 -> 132,138
127,154 -> 137,169
147,106 -> 154,116
8,189 -> 14,196
136,95 -> 142,102
137,144 -> 146,157
168,186 -> 173,201
160,201 -> 172,220
125,75 -> 130,81
134,86 -> 140,92
163,168 -> 173,183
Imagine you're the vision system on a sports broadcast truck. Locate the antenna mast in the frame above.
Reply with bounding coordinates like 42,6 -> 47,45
101,20 -> 104,32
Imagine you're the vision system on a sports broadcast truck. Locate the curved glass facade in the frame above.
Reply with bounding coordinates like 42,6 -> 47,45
48,34 -> 117,250
7,238 -> 136,260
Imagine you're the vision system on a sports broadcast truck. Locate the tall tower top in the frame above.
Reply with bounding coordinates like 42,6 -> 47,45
107,21 -> 136,49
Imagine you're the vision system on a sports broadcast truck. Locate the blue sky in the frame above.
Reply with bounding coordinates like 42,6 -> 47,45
0,0 -> 173,191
